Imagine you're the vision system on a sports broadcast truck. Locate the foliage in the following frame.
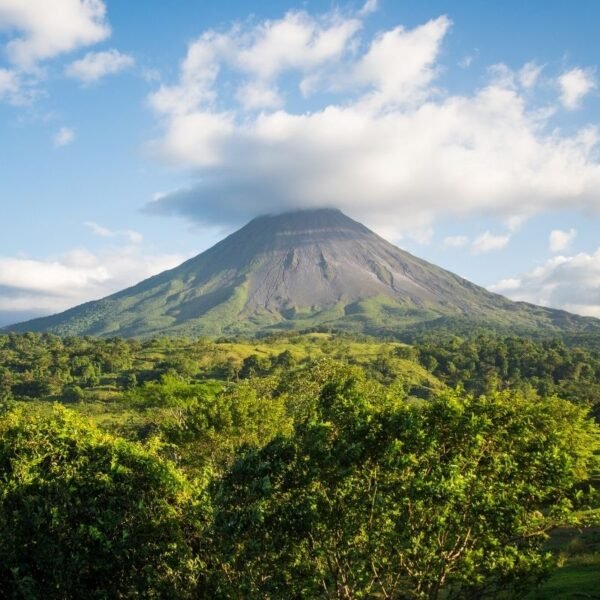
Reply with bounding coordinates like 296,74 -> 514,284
212,381 -> 599,599
415,335 -> 600,418
0,406 -> 206,599
0,332 -> 598,597
125,374 -> 293,471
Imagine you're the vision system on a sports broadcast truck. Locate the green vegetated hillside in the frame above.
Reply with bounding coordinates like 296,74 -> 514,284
0,331 -> 599,598
7,209 -> 600,339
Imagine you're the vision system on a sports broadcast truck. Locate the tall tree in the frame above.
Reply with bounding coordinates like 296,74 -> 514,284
212,380 -> 599,599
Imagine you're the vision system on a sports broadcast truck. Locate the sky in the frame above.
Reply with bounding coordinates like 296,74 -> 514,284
0,0 -> 599,326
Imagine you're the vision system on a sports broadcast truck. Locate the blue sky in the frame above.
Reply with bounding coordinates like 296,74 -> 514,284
0,0 -> 599,325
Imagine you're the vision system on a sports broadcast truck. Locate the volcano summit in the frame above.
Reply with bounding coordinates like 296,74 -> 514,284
7,209 -> 598,338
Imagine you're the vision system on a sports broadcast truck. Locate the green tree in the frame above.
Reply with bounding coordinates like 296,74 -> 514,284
239,354 -> 272,379
212,381 -> 599,599
0,407 -> 207,599
118,371 -> 138,390
0,366 -> 13,403
11,378 -> 54,399
62,384 -> 85,403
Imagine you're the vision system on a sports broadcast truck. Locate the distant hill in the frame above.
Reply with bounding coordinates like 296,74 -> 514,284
7,208 -> 600,338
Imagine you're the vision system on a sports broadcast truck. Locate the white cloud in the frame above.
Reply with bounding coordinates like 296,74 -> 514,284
0,67 -> 27,104
505,214 -> 527,232
148,9 -> 362,116
489,277 -> 521,292
0,0 -> 115,105
471,231 -> 510,254
359,0 -> 378,17
351,16 -> 450,109
144,10 -> 600,240
66,48 -> 134,82
0,68 -> 17,96
0,0 -> 110,69
84,221 -> 111,237
558,67 -> 596,110
0,256 -> 109,296
235,12 -> 362,81
53,126 -> 75,147
443,235 -> 469,248
518,61 -> 543,89
84,221 -> 143,244
235,81 -> 282,110
489,249 -> 600,318
0,244 -> 185,319
549,228 -> 576,253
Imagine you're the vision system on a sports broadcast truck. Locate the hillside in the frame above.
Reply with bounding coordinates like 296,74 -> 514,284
6,208 -> 600,338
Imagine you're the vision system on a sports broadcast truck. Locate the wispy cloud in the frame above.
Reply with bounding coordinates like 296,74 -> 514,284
0,67 -> 19,102
84,221 -> 143,244
549,228 -> 576,253
518,61 -> 543,89
66,49 -> 134,83
471,232 -> 510,254
443,235 -> 469,248
358,0 -> 379,17
558,67 -> 596,109
53,126 -> 75,147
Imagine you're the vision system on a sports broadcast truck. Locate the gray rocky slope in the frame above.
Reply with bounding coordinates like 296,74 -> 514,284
7,209 -> 598,338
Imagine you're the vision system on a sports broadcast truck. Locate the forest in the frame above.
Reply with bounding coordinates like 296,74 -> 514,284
0,331 -> 598,599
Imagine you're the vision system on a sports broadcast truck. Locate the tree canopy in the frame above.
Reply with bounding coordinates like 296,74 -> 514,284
0,407 -> 206,599
211,379 -> 599,599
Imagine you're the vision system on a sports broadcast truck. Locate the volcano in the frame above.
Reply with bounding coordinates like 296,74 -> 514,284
7,209 -> 599,338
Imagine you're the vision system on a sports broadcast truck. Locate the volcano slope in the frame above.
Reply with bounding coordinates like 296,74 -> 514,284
7,209 -> 599,338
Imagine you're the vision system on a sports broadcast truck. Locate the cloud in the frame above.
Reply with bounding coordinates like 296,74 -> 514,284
358,0 -> 378,17
0,0 -> 110,69
148,9 -> 363,116
505,215 -> 527,232
0,0 -> 115,105
489,249 -> 600,318
0,68 -> 17,97
471,231 -> 510,254
0,67 -> 38,105
351,16 -> 450,109
443,235 -> 469,248
144,9 -> 600,237
558,67 -> 596,110
53,126 -> 75,147
458,55 -> 473,69
549,228 -> 576,253
84,221 -> 111,237
0,67 -> 34,104
84,221 -> 143,244
235,82 -> 282,110
65,48 -> 134,82
518,61 -> 543,89
0,244 -> 185,323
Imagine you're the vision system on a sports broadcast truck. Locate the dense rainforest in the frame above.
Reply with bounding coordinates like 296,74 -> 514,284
0,331 -> 598,598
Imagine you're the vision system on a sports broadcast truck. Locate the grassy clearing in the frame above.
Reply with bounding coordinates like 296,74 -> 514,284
528,514 -> 600,599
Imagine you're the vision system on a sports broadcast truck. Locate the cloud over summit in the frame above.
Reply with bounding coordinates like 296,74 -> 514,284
145,8 -> 600,237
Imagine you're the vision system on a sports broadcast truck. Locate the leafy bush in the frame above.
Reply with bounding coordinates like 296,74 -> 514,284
0,407 -> 206,599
